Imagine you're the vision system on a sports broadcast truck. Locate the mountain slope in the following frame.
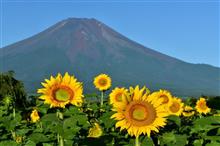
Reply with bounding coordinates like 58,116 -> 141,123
1,18 -> 219,96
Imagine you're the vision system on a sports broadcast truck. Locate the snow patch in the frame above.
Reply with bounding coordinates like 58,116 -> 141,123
48,21 -> 67,34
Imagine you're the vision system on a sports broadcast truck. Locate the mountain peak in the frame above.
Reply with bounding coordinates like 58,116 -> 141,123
1,18 -> 219,96
58,17 -> 102,28
64,17 -> 99,22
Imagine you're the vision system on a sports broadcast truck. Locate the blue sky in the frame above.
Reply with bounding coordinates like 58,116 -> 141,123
1,0 -> 219,67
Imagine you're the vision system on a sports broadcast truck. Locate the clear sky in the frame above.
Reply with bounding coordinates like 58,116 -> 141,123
1,0 -> 219,67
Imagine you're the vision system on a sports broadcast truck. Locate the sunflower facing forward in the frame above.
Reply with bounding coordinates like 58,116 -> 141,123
93,74 -> 111,91
148,89 -> 173,106
37,72 -> 83,108
111,86 -> 168,138
167,97 -> 184,116
195,98 -> 211,114
109,87 -> 128,110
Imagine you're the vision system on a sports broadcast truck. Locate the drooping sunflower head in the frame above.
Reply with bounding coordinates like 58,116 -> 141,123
167,97 -> 184,116
37,72 -> 84,108
15,136 -> 22,144
148,89 -> 173,106
93,74 -> 111,91
182,105 -> 195,117
87,123 -> 103,138
111,86 -> 168,137
195,97 -> 211,114
109,87 -> 129,110
30,109 -> 40,123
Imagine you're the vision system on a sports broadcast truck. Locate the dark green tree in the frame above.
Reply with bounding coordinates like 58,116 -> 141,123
0,71 -> 27,108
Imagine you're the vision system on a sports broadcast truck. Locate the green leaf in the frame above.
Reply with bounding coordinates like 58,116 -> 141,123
63,117 -> 80,138
168,115 -> 181,127
206,141 -> 220,146
3,116 -> 20,131
0,140 -> 18,146
64,140 -> 73,146
175,134 -> 187,146
29,133 -> 49,143
160,132 -> 187,146
161,132 -> 176,143
37,104 -> 49,114
193,139 -> 203,146
140,136 -> 154,146
88,103 -> 99,112
16,128 -> 31,135
42,143 -> 54,146
99,111 -> 115,129
63,117 -> 77,128
192,116 -> 220,132
75,114 -> 88,126
41,113 -> 58,122
217,128 -> 220,135
25,140 -> 36,146
205,136 -> 220,142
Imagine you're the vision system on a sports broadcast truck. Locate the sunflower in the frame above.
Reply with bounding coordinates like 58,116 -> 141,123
15,136 -> 22,144
182,105 -> 195,117
93,74 -> 111,91
30,109 -> 40,123
87,123 -> 103,138
109,87 -> 129,110
195,98 -> 211,114
37,72 -> 83,108
148,89 -> 173,106
111,86 -> 168,137
167,97 -> 183,116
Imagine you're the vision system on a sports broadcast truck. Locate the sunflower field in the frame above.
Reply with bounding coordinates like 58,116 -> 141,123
0,72 -> 220,146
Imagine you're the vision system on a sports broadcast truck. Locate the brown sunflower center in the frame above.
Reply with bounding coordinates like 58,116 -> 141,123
115,92 -> 123,102
125,101 -> 157,126
53,86 -> 74,102
160,95 -> 169,104
169,102 -> 180,113
199,102 -> 207,110
98,78 -> 107,86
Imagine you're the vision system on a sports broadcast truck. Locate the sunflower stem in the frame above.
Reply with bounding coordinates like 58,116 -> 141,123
11,130 -> 16,140
57,133 -> 60,143
57,110 -> 64,146
59,135 -> 64,146
100,91 -> 104,107
12,102 -> 16,118
135,136 -> 140,146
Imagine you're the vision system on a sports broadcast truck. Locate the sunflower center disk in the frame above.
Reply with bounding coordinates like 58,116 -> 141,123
161,95 -> 169,104
126,102 -> 157,126
169,102 -> 180,113
55,89 -> 70,102
132,107 -> 147,121
199,102 -> 207,110
115,93 -> 123,102
99,79 -> 107,86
